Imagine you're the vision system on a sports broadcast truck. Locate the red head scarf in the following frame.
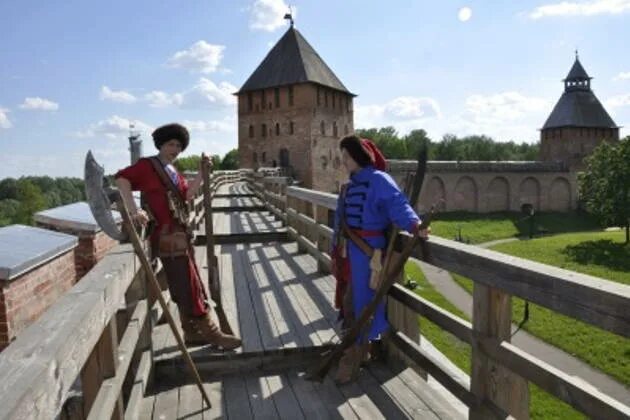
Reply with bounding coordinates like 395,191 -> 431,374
360,139 -> 387,171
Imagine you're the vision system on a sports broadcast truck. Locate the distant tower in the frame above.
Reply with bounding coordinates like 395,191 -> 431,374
540,53 -> 619,170
236,23 -> 355,192
128,123 -> 142,164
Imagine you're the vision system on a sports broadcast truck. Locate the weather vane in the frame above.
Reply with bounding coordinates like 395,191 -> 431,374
284,5 -> 294,26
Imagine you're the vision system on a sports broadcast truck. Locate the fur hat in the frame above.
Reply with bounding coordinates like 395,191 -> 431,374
152,123 -> 190,151
339,135 -> 387,171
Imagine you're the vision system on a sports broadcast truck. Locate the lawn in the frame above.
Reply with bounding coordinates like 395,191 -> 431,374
405,262 -> 585,419
450,230 -> 630,386
429,211 -> 601,244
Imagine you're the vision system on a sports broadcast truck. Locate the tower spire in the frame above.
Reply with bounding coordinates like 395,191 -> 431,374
283,6 -> 294,27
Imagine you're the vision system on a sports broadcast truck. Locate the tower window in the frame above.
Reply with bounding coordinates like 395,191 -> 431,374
325,91 -> 328,107
247,92 -> 253,111
332,92 -> 336,109
275,123 -> 280,136
289,121 -> 294,134
320,121 -> 325,136
333,121 -> 338,137
317,86 -> 321,106
253,152 -> 258,162
262,152 -> 266,162
262,123 -> 267,138
261,90 -> 266,109
249,125 -> 254,138
288,86 -> 294,106
274,88 -> 280,108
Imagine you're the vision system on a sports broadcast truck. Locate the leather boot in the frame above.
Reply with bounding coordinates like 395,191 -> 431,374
191,313 -> 242,350
335,344 -> 361,384
178,312 -> 207,346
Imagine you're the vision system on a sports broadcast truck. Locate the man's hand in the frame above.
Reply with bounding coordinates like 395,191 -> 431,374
200,153 -> 213,171
417,221 -> 431,240
132,209 -> 150,226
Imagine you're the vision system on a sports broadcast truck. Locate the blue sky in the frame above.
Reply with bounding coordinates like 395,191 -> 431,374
1,0 -> 630,178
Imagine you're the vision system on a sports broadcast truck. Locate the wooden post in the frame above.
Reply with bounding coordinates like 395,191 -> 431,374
314,204 -> 329,273
470,284 -> 530,419
385,251 -> 421,374
81,318 -> 124,419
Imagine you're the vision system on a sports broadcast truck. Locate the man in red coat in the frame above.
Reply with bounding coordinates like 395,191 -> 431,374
115,123 -> 241,350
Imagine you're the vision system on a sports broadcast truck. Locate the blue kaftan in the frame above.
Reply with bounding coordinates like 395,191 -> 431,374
332,165 -> 420,341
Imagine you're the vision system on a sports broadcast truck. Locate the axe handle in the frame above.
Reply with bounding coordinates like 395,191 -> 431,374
116,197 -> 212,409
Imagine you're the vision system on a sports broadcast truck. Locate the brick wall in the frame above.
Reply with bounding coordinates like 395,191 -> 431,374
75,232 -> 118,279
540,126 -> 620,170
0,249 -> 77,350
238,83 -> 354,190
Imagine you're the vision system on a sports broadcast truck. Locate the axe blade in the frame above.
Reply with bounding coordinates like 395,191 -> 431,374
84,151 -> 125,240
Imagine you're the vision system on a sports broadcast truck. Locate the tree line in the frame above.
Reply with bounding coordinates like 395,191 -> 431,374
0,177 -> 86,227
355,127 -> 540,161
173,149 -> 239,172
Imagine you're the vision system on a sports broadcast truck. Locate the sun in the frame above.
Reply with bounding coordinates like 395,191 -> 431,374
458,6 -> 472,22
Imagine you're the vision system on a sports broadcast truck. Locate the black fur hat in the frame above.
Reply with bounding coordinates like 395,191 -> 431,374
152,123 -> 189,151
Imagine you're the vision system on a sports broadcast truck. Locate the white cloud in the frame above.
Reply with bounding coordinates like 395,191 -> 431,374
528,0 -> 630,19
614,71 -> 630,81
166,41 -> 225,74
249,0 -> 295,32
183,78 -> 237,108
465,91 -> 549,121
606,94 -> 630,108
458,7 -> 473,22
182,117 -> 236,134
355,96 -> 441,129
0,108 -> 12,128
144,90 -> 184,108
19,97 -> 59,111
100,86 -> 137,103
75,115 -> 152,140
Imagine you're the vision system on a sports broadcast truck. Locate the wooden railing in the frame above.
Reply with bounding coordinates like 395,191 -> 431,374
251,177 -> 630,420
0,242 -> 172,420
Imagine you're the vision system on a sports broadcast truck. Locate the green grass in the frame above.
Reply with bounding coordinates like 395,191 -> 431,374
451,230 -> 630,386
430,211 -> 601,244
405,262 -> 585,419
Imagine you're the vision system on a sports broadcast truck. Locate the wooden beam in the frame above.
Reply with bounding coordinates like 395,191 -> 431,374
194,231 -> 290,245
286,186 -> 337,210
479,339 -> 630,420
211,205 -> 267,212
0,244 -> 138,420
388,283 -> 473,344
404,235 -> 630,338
470,284 -> 529,419
87,300 -> 148,420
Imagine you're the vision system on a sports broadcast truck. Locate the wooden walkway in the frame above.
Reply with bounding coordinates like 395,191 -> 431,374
138,181 -> 464,419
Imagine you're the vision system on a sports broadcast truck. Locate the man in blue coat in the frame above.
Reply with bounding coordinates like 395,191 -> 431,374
331,135 -> 429,383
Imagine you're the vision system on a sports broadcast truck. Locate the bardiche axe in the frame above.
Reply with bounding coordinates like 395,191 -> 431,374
84,151 -> 211,409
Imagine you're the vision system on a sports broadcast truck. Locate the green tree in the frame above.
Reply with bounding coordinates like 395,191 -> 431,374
578,137 -> 630,243
0,178 -> 18,200
15,179 -> 46,225
0,199 -> 20,227
173,155 -> 201,172
221,149 -> 239,170
403,129 -> 431,159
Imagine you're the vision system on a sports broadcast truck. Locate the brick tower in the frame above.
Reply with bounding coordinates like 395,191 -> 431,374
540,53 -> 619,170
236,24 -> 355,192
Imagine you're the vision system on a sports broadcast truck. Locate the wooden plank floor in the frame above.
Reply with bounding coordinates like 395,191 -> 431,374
212,196 -> 264,209
141,361 -> 464,419
154,242 -> 339,360
214,182 -> 252,196
203,211 -> 284,235
140,182 -> 465,419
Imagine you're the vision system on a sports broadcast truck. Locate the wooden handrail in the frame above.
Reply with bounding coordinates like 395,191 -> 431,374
265,178 -> 630,419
